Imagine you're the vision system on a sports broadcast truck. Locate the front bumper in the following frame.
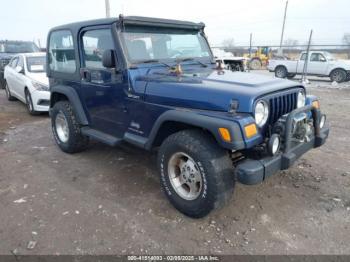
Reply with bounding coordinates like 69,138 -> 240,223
31,90 -> 50,112
235,105 -> 329,185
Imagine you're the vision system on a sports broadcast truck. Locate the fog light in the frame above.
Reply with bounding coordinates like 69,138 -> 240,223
319,114 -> 326,129
268,134 -> 281,156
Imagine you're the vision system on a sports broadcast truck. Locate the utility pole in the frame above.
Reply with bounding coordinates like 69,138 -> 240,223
248,33 -> 252,72
278,0 -> 289,56
301,29 -> 313,84
105,0 -> 111,18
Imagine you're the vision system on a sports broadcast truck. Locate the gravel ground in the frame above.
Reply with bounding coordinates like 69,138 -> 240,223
0,73 -> 350,255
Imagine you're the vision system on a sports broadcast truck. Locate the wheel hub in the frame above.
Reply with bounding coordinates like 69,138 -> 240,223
55,112 -> 69,143
168,152 -> 203,201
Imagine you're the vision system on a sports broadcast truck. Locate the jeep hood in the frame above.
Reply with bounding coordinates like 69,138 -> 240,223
133,68 -> 303,113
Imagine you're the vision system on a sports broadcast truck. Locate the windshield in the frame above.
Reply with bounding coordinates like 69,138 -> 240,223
0,42 -> 39,53
26,56 -> 46,73
120,28 -> 212,63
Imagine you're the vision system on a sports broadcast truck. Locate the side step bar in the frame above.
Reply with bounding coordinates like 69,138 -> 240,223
81,127 -> 122,146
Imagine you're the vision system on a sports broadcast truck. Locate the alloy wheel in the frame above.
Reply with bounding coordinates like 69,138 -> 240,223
55,112 -> 70,143
167,152 -> 203,201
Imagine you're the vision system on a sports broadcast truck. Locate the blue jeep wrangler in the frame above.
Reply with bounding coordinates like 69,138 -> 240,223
47,16 -> 329,218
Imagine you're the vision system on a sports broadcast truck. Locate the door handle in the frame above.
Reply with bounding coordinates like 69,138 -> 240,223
80,69 -> 91,82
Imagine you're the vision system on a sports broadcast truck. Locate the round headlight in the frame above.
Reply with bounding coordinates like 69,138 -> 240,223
297,91 -> 306,108
254,100 -> 269,127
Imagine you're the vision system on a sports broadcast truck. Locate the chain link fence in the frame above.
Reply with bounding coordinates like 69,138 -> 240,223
212,45 -> 350,70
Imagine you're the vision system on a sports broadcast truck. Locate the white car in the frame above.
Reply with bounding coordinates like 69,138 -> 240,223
4,52 -> 50,114
268,51 -> 350,83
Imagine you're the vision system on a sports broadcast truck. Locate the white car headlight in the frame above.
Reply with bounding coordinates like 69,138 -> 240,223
254,100 -> 269,127
297,91 -> 306,108
32,81 -> 49,91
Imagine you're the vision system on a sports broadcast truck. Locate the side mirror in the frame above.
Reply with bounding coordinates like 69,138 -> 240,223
102,49 -> 116,68
15,66 -> 24,74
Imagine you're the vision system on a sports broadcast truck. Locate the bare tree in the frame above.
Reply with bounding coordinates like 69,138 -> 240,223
343,33 -> 350,58
283,38 -> 299,58
343,33 -> 350,45
283,38 -> 299,47
221,38 -> 235,50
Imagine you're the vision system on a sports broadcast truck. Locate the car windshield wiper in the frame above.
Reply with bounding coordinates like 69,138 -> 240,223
141,59 -> 174,69
176,57 -> 208,68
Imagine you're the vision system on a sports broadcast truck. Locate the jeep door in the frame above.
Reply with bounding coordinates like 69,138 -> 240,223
79,26 -> 127,137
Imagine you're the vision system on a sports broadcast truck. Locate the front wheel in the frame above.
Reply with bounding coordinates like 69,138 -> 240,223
25,89 -> 39,115
158,130 -> 235,218
51,101 -> 89,153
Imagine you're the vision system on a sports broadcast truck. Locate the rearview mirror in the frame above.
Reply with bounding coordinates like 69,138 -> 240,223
15,66 -> 24,74
102,49 -> 116,68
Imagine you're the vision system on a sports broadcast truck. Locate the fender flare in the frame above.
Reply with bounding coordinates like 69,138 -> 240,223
50,85 -> 89,125
145,109 -> 245,150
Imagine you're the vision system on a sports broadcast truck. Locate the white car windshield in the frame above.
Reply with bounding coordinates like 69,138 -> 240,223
26,56 -> 46,73
120,28 -> 212,63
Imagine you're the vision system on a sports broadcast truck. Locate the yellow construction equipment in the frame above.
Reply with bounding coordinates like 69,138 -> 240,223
244,46 -> 272,70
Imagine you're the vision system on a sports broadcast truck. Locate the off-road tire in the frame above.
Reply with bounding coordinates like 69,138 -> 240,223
158,129 -> 235,218
330,69 -> 347,83
51,101 -> 89,153
25,89 -> 40,115
4,81 -> 16,101
275,66 -> 288,78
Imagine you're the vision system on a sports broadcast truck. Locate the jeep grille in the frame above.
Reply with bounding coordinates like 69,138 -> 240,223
268,91 -> 298,124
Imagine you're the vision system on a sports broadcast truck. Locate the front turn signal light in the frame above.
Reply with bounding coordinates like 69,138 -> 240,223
312,100 -> 320,109
219,128 -> 231,142
244,123 -> 258,138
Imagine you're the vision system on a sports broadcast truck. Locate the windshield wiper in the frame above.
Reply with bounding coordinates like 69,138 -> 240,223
176,57 -> 208,68
141,59 -> 174,69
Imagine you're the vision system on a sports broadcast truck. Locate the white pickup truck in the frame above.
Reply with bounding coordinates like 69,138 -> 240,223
268,51 -> 350,83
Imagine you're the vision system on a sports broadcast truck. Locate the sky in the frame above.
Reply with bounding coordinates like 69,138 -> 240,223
0,0 -> 349,48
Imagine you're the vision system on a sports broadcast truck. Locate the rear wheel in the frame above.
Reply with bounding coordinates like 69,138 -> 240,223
25,89 -> 39,115
51,101 -> 89,153
330,69 -> 347,83
5,81 -> 16,101
275,66 -> 288,78
158,129 -> 235,218
287,73 -> 296,79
